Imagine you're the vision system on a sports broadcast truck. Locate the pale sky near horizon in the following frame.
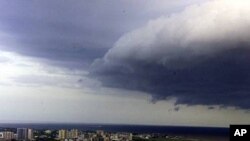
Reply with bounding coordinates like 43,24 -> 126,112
1,0 -> 250,127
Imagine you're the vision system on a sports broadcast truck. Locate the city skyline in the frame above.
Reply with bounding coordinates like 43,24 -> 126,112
0,0 -> 250,127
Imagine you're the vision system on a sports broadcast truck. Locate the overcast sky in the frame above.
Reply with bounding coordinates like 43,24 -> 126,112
0,0 -> 250,127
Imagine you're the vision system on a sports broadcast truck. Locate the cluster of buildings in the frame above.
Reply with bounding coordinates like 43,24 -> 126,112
0,128 -> 33,141
58,129 -> 132,141
58,129 -> 79,140
0,128 -> 132,141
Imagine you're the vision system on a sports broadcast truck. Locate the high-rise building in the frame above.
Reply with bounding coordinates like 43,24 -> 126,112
96,130 -> 104,136
17,128 -> 28,141
58,129 -> 67,140
27,129 -> 33,140
69,129 -> 78,139
4,131 -> 15,140
129,133 -> 133,141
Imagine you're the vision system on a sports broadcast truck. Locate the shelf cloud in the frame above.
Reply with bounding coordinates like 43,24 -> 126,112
91,0 -> 250,109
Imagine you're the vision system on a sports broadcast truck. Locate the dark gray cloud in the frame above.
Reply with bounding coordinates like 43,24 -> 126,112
0,0 -> 111,68
91,0 -> 250,109
0,0 -> 198,69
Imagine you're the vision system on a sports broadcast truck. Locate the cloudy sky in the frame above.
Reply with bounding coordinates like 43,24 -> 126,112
0,0 -> 250,127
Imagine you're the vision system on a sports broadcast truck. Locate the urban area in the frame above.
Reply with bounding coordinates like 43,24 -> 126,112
0,127 -> 192,141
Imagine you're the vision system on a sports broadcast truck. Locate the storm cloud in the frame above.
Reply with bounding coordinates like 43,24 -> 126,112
0,0 -> 199,69
91,0 -> 250,109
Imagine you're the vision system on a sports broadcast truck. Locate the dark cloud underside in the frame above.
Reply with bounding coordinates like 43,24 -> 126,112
91,0 -> 250,109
